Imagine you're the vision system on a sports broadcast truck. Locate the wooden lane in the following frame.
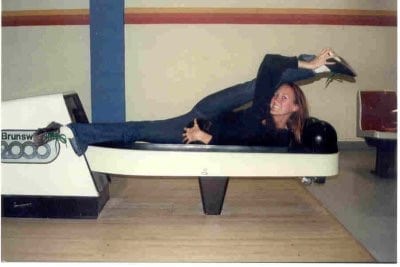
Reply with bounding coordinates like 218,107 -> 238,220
2,177 -> 374,262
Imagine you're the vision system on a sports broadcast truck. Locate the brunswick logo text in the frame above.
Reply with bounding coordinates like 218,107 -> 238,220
1,130 -> 60,164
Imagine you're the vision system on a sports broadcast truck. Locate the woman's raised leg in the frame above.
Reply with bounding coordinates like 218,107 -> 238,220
191,79 -> 256,119
58,79 -> 258,155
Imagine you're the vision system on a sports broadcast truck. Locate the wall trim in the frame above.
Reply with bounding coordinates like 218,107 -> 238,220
2,8 -> 397,27
125,8 -> 397,26
2,9 -> 89,26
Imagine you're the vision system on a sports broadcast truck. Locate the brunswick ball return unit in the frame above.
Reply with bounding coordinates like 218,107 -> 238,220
2,93 -> 339,218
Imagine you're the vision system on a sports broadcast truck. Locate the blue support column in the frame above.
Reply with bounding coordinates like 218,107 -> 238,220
90,0 -> 125,122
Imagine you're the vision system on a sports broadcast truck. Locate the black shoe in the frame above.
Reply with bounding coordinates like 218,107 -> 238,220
33,121 -> 63,147
326,56 -> 356,77
69,137 -> 85,157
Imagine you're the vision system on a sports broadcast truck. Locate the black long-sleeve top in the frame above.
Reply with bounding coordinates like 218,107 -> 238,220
207,54 -> 299,146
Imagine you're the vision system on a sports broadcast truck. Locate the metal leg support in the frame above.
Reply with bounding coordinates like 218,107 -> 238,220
198,177 -> 229,215
374,140 -> 397,178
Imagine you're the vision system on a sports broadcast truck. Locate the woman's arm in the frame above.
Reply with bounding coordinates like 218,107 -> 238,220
298,48 -> 336,70
251,54 -> 298,118
182,119 -> 213,144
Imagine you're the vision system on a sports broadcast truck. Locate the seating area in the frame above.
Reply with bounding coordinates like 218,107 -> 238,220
357,90 -> 397,177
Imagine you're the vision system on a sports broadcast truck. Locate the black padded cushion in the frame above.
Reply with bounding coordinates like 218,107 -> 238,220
100,117 -> 338,154
183,116 -> 338,153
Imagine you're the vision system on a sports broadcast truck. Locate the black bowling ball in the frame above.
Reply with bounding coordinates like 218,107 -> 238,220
302,117 -> 338,153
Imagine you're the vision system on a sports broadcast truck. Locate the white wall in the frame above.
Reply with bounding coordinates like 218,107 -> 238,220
1,0 -> 397,142
1,0 -> 92,119
2,0 -> 89,10
125,0 -> 397,142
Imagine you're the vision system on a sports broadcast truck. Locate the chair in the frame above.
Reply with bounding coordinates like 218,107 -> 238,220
357,90 -> 397,177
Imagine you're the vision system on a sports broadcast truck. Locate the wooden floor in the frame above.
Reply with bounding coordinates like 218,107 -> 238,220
2,176 -> 375,262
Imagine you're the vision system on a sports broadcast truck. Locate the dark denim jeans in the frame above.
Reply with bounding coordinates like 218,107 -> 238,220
69,79 -> 256,154
68,54 -> 316,155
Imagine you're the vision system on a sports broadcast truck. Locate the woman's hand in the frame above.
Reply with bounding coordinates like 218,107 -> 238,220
182,118 -> 213,144
299,48 -> 336,70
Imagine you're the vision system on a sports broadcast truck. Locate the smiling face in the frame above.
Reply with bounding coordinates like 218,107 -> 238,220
270,84 -> 299,117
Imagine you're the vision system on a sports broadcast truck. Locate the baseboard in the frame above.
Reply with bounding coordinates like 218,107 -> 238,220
338,141 -> 373,151
1,183 -> 109,219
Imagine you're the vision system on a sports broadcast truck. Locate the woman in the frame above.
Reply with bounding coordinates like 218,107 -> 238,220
33,48 -> 355,156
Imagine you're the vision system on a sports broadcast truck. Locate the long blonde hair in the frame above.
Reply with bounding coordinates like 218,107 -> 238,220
286,83 -> 309,143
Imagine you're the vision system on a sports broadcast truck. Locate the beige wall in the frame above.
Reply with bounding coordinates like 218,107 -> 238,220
1,0 -> 92,119
2,0 -> 89,10
2,0 -> 396,142
2,26 -> 92,119
125,0 -> 397,142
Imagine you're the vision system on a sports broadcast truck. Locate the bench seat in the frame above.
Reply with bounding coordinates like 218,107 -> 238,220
357,90 -> 397,177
